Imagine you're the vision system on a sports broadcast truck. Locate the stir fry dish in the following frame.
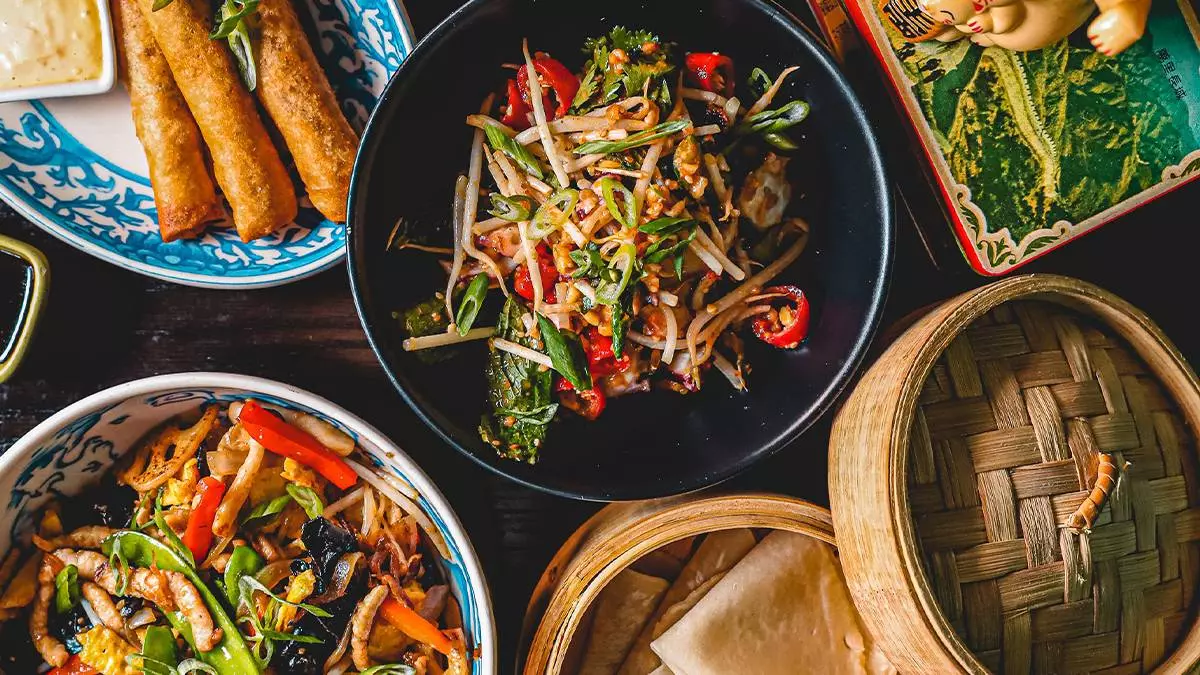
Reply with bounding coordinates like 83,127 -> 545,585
397,27 -> 814,464
0,402 -> 471,675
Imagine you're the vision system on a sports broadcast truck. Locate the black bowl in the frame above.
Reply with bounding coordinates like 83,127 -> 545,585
348,0 -> 892,501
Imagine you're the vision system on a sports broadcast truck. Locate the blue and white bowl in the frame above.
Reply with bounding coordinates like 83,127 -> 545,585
0,0 -> 414,289
0,372 -> 497,673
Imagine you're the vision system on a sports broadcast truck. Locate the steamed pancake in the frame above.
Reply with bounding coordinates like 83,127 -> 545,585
650,531 -> 894,675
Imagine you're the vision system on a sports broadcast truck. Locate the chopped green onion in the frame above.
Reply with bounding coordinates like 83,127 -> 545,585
535,315 -> 592,392
639,216 -> 694,235
597,177 -> 637,229
238,575 -> 331,618
240,493 -> 292,529
54,565 -> 80,614
210,0 -> 260,38
595,243 -> 636,305
611,289 -> 633,358
569,245 -> 605,278
528,189 -> 579,239
644,227 -> 698,264
454,274 -> 490,336
177,659 -> 219,675
485,126 -> 544,180
748,67 -> 772,99
736,100 -> 810,135
359,665 -> 418,675
285,485 -> 325,519
573,119 -> 690,155
215,0 -> 259,90
487,194 -> 536,222
151,0 -> 175,9
107,542 -> 130,596
762,131 -> 799,150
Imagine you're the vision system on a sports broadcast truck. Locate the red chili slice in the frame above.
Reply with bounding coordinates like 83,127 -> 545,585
516,54 -> 579,120
556,377 -> 607,420
513,245 -> 559,302
501,78 -> 533,130
582,327 -> 630,377
181,476 -> 225,562
750,285 -> 810,349
238,401 -> 358,490
685,52 -> 735,97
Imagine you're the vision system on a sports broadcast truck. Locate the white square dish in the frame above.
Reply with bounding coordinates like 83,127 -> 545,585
0,0 -> 117,104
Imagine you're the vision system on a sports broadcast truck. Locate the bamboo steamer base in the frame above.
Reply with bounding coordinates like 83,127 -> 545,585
830,274 -> 1200,674
518,493 -> 836,675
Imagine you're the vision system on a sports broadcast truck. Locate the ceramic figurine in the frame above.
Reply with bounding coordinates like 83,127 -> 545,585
915,0 -> 1151,53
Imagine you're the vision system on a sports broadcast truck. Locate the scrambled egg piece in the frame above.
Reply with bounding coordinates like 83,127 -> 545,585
281,458 -> 319,490
0,554 -> 39,610
39,509 -> 64,538
275,569 -> 316,631
162,458 -> 199,507
367,621 -> 414,662
78,625 -> 139,675
403,580 -> 427,612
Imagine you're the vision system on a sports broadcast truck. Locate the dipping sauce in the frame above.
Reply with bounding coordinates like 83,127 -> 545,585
0,0 -> 104,91
0,249 -> 32,362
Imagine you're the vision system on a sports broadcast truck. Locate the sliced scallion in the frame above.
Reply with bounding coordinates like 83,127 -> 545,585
639,216 -> 694,236
485,125 -> 545,180
528,189 -> 578,239
748,67 -> 772,99
595,243 -> 636,305
454,274 -> 490,336
54,565 -> 80,614
487,194 -> 536,222
573,119 -> 690,155
736,100 -> 810,135
597,177 -> 637,229
214,0 -> 260,90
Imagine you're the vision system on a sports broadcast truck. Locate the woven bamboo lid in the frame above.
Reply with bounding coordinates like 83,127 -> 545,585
830,274 -> 1200,674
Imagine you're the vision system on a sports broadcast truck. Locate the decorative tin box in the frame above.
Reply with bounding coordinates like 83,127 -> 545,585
838,0 -> 1200,275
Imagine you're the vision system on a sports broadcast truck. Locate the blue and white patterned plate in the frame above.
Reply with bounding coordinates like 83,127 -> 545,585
0,372 -> 497,673
0,1 -> 413,288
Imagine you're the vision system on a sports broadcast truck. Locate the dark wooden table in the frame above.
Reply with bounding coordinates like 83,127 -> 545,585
2,1 -> 1198,671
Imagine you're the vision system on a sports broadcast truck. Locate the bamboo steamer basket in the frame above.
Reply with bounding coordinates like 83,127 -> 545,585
518,493 -> 837,675
830,274 -> 1200,674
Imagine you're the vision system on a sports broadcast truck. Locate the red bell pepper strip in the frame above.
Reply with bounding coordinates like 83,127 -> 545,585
380,596 -> 454,655
750,285 -> 810,349
238,401 -> 358,490
556,377 -> 607,420
517,54 -> 579,120
685,52 -> 735,97
583,328 -> 630,377
513,245 -> 559,302
48,656 -> 99,675
501,78 -> 533,130
182,476 -> 225,562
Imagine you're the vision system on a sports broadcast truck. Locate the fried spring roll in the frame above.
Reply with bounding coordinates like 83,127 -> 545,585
113,0 -> 222,242
136,0 -> 297,242
256,0 -> 359,222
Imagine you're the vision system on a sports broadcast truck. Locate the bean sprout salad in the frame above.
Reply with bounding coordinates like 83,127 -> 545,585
396,27 -> 814,463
